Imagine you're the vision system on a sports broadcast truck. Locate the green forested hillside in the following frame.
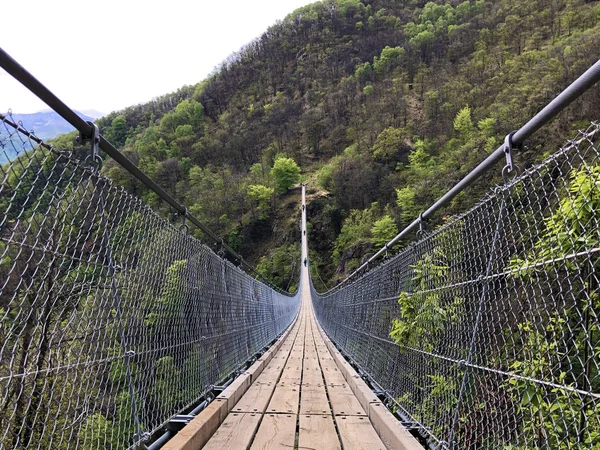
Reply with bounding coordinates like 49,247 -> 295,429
90,0 -> 600,289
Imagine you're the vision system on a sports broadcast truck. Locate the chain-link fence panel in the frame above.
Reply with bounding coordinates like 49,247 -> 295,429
0,113 -> 300,449
312,123 -> 600,449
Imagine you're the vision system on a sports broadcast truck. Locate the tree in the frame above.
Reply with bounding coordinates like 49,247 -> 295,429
370,215 -> 398,248
453,105 -> 475,141
333,205 -> 377,264
373,46 -> 405,74
396,186 -> 419,225
107,115 -> 127,148
246,184 -> 274,219
371,127 -> 408,161
270,157 -> 300,193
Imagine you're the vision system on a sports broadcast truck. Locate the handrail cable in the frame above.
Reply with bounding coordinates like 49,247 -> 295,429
0,46 -> 286,294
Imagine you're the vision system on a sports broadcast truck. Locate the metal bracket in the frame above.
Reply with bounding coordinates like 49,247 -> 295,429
217,238 -> 226,257
179,208 -> 189,233
77,121 -> 101,166
166,415 -> 194,433
502,131 -> 520,180
417,213 -> 425,238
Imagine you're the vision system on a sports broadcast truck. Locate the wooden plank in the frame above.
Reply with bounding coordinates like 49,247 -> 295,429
302,362 -> 320,374
202,412 -> 261,450
328,385 -> 367,416
300,366 -> 323,386
368,402 -> 423,450
321,366 -> 347,386
215,372 -> 252,411
255,366 -> 282,384
249,413 -> 297,450
300,385 -> 331,415
298,414 -> 341,450
267,385 -> 299,414
284,362 -> 302,371
233,381 -> 276,413
301,365 -> 323,382
303,355 -> 319,365
162,398 -> 228,450
280,369 -> 302,383
336,415 -> 387,450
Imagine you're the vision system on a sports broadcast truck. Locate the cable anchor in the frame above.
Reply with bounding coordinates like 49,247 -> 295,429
417,213 -> 425,238
502,131 -> 520,182
179,208 -> 189,233
217,238 -> 226,257
77,121 -> 101,168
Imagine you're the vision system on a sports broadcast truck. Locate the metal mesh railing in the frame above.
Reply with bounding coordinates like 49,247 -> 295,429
0,114 -> 300,449
312,123 -> 600,449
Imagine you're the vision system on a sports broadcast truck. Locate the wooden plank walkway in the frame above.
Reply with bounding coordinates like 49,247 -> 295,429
202,291 -> 387,450
162,185 -> 422,450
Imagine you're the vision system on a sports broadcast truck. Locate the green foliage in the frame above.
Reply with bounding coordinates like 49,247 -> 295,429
337,0 -> 365,18
362,84 -> 374,96
175,124 -> 194,137
396,186 -> 419,225
354,62 -> 373,79
246,184 -> 274,219
503,164 -> 600,448
333,204 -> 378,264
373,46 -> 405,74
316,163 -> 335,190
106,115 -> 127,148
159,99 -> 204,135
371,127 -> 407,160
145,260 -> 187,330
270,156 -> 301,194
453,105 -> 475,140
256,243 -> 300,292
407,138 -> 434,172
79,414 -> 117,450
151,356 -> 181,413
503,311 -> 600,449
370,215 -> 398,248
390,246 -> 463,352
509,166 -> 600,277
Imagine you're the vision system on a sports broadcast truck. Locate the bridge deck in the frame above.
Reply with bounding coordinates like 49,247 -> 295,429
203,293 -> 386,450
162,185 -> 422,450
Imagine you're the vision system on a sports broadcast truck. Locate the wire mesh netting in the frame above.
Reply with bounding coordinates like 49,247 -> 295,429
0,113 -> 300,449
312,123 -> 600,449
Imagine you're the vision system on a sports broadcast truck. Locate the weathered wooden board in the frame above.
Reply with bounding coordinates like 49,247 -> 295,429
266,385 -> 300,414
300,384 -> 331,415
249,413 -> 297,450
298,414 -> 341,450
202,412 -> 261,450
328,385 -> 367,416
337,415 -> 387,450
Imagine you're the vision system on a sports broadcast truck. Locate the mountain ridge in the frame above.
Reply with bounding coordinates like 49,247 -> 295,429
66,0 -> 600,287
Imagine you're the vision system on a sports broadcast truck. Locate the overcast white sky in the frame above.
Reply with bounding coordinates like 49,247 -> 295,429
1,0 -> 317,115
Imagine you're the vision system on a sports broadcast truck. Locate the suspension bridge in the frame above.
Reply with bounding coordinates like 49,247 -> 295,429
0,48 -> 599,450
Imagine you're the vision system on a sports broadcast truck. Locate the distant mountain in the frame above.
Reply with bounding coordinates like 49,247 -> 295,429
1,110 -> 95,164
79,109 -> 105,119
10,110 -> 95,140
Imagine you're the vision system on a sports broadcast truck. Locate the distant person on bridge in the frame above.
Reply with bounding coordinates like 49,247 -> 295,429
304,257 -> 307,266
